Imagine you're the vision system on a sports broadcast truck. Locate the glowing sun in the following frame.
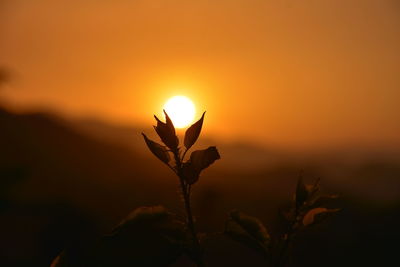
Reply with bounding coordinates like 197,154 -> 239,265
163,96 -> 196,128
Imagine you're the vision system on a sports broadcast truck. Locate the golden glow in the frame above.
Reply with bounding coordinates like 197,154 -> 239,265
163,96 -> 196,128
2,2 -> 400,148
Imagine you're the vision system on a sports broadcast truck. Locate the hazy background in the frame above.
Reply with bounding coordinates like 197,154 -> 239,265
1,1 -> 400,266
1,0 -> 399,149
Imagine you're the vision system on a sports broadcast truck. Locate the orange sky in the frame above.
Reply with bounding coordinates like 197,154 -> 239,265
1,0 -> 399,149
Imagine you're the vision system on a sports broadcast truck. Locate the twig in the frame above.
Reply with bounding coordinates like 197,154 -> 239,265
172,148 -> 204,267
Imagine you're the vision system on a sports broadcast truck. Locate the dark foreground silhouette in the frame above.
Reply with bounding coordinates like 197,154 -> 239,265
1,107 -> 399,266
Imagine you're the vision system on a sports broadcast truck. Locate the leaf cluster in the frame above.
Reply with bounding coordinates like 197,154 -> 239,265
142,111 -> 220,185
225,210 -> 271,257
293,176 -> 340,228
224,175 -> 339,266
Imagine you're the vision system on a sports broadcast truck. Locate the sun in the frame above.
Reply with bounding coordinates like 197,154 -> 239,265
163,96 -> 196,128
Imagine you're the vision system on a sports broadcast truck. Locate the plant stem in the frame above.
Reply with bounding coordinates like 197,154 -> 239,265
181,148 -> 189,162
276,209 -> 299,267
276,229 -> 292,267
173,150 -> 204,267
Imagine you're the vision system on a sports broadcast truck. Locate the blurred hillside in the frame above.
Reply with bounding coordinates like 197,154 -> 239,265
1,107 -> 399,266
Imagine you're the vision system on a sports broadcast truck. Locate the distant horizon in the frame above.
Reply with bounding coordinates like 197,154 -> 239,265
1,0 -> 399,153
2,102 -> 399,162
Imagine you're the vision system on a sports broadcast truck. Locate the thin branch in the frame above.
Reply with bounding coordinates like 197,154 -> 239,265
166,163 -> 177,174
172,149 -> 204,267
277,207 -> 300,267
181,147 -> 189,162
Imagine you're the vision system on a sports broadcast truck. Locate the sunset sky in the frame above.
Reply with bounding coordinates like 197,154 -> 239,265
1,0 -> 399,149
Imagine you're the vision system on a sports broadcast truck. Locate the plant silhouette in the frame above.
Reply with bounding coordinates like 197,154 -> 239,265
51,111 -> 338,267
224,175 -> 339,266
142,110 -> 220,266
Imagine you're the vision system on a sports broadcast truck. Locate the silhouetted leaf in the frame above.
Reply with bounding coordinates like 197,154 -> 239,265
153,110 -> 179,151
303,207 -> 340,226
225,210 -> 270,255
184,112 -> 205,150
51,206 -> 191,266
181,162 -> 199,185
182,146 -> 220,184
190,146 -> 220,172
142,133 -> 170,165
230,210 -> 270,245
113,206 -> 170,232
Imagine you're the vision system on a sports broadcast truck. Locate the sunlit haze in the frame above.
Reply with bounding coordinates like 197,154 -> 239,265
0,0 -> 399,150
163,96 -> 195,128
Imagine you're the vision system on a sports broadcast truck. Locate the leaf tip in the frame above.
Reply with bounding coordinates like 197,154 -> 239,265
154,115 -> 162,123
